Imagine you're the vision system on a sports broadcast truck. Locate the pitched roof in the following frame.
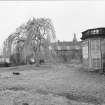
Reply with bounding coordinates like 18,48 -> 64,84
51,41 -> 81,50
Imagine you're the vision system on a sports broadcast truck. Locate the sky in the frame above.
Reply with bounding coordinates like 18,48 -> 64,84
0,1 -> 105,49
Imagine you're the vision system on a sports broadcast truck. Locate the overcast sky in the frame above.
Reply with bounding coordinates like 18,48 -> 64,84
0,1 -> 105,48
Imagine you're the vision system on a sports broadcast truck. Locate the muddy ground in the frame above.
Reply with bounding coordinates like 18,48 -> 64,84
0,63 -> 105,105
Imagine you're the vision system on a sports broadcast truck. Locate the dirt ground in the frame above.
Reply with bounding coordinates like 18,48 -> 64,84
0,63 -> 105,105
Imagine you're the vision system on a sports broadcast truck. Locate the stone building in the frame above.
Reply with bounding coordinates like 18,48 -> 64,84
81,27 -> 105,72
52,34 -> 82,63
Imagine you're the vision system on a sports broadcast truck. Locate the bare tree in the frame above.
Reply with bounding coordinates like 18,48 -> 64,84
3,17 -> 56,66
23,18 -> 56,65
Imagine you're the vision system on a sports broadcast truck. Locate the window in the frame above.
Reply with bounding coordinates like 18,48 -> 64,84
57,46 -> 61,50
66,46 -> 70,50
95,29 -> 99,34
91,29 -> 99,35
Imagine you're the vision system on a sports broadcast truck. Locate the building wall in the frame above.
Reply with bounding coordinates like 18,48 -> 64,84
53,41 -> 82,63
55,49 -> 82,63
82,38 -> 104,70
